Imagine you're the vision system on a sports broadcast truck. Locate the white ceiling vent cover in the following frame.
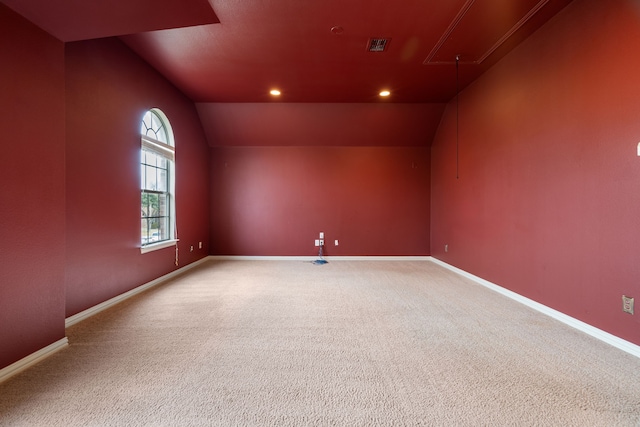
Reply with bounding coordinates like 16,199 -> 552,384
368,38 -> 390,52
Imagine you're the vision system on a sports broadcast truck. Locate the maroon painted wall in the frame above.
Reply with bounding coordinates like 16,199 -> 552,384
65,38 -> 210,317
0,5 -> 66,368
209,144 -> 431,257
431,0 -> 640,345
204,103 -> 438,257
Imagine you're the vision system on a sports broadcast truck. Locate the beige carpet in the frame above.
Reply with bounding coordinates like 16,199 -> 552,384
1,260 -> 639,426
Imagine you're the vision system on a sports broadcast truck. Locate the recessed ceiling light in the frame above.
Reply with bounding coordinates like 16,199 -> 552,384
270,89 -> 281,96
379,90 -> 391,97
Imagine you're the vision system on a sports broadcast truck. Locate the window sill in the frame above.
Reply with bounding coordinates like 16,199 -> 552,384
140,239 -> 178,254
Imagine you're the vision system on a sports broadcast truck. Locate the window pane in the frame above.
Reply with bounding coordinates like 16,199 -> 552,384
157,193 -> 168,216
158,169 -> 167,192
157,130 -> 167,144
142,150 -> 156,168
149,219 -> 161,242
151,115 -> 160,133
142,112 -> 151,135
158,216 -> 169,240
141,193 -> 148,217
145,166 -> 157,191
149,193 -> 160,216
142,111 -> 170,145
141,218 -> 150,244
141,192 -> 156,217
144,150 -> 155,167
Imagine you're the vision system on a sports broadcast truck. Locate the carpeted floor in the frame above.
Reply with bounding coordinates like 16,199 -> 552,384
1,260 -> 639,426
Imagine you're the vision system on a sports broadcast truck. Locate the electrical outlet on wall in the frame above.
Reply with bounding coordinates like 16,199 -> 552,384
622,295 -> 634,315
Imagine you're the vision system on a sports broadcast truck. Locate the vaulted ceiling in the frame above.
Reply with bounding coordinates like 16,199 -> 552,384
2,0 -> 573,103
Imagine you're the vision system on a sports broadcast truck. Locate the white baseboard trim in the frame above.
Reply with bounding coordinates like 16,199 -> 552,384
429,257 -> 640,359
65,254 -> 638,357
208,255 -> 431,261
65,257 -> 211,328
0,337 -> 68,384
67,255 -> 428,327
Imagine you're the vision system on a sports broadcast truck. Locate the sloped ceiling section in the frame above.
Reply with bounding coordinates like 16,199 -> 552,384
1,0 -> 572,102
196,103 -> 446,147
0,0 -> 219,41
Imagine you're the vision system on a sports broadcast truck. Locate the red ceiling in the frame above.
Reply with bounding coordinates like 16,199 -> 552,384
0,0 -> 219,41
2,0 -> 573,103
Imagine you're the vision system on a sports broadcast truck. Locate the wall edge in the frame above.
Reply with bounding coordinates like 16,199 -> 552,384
0,338 -> 69,384
65,257 -> 211,328
429,257 -> 640,359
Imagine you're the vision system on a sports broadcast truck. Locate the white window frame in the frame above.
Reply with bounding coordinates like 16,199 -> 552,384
140,109 -> 177,254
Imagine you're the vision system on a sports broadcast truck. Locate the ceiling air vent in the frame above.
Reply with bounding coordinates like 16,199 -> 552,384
368,38 -> 390,52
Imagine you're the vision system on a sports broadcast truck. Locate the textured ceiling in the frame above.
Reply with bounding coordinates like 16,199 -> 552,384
2,0 -> 573,103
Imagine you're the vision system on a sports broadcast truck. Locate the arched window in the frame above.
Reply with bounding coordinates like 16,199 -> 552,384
140,109 -> 176,252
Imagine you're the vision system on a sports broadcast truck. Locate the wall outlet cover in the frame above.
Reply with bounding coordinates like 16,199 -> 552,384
622,295 -> 634,315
